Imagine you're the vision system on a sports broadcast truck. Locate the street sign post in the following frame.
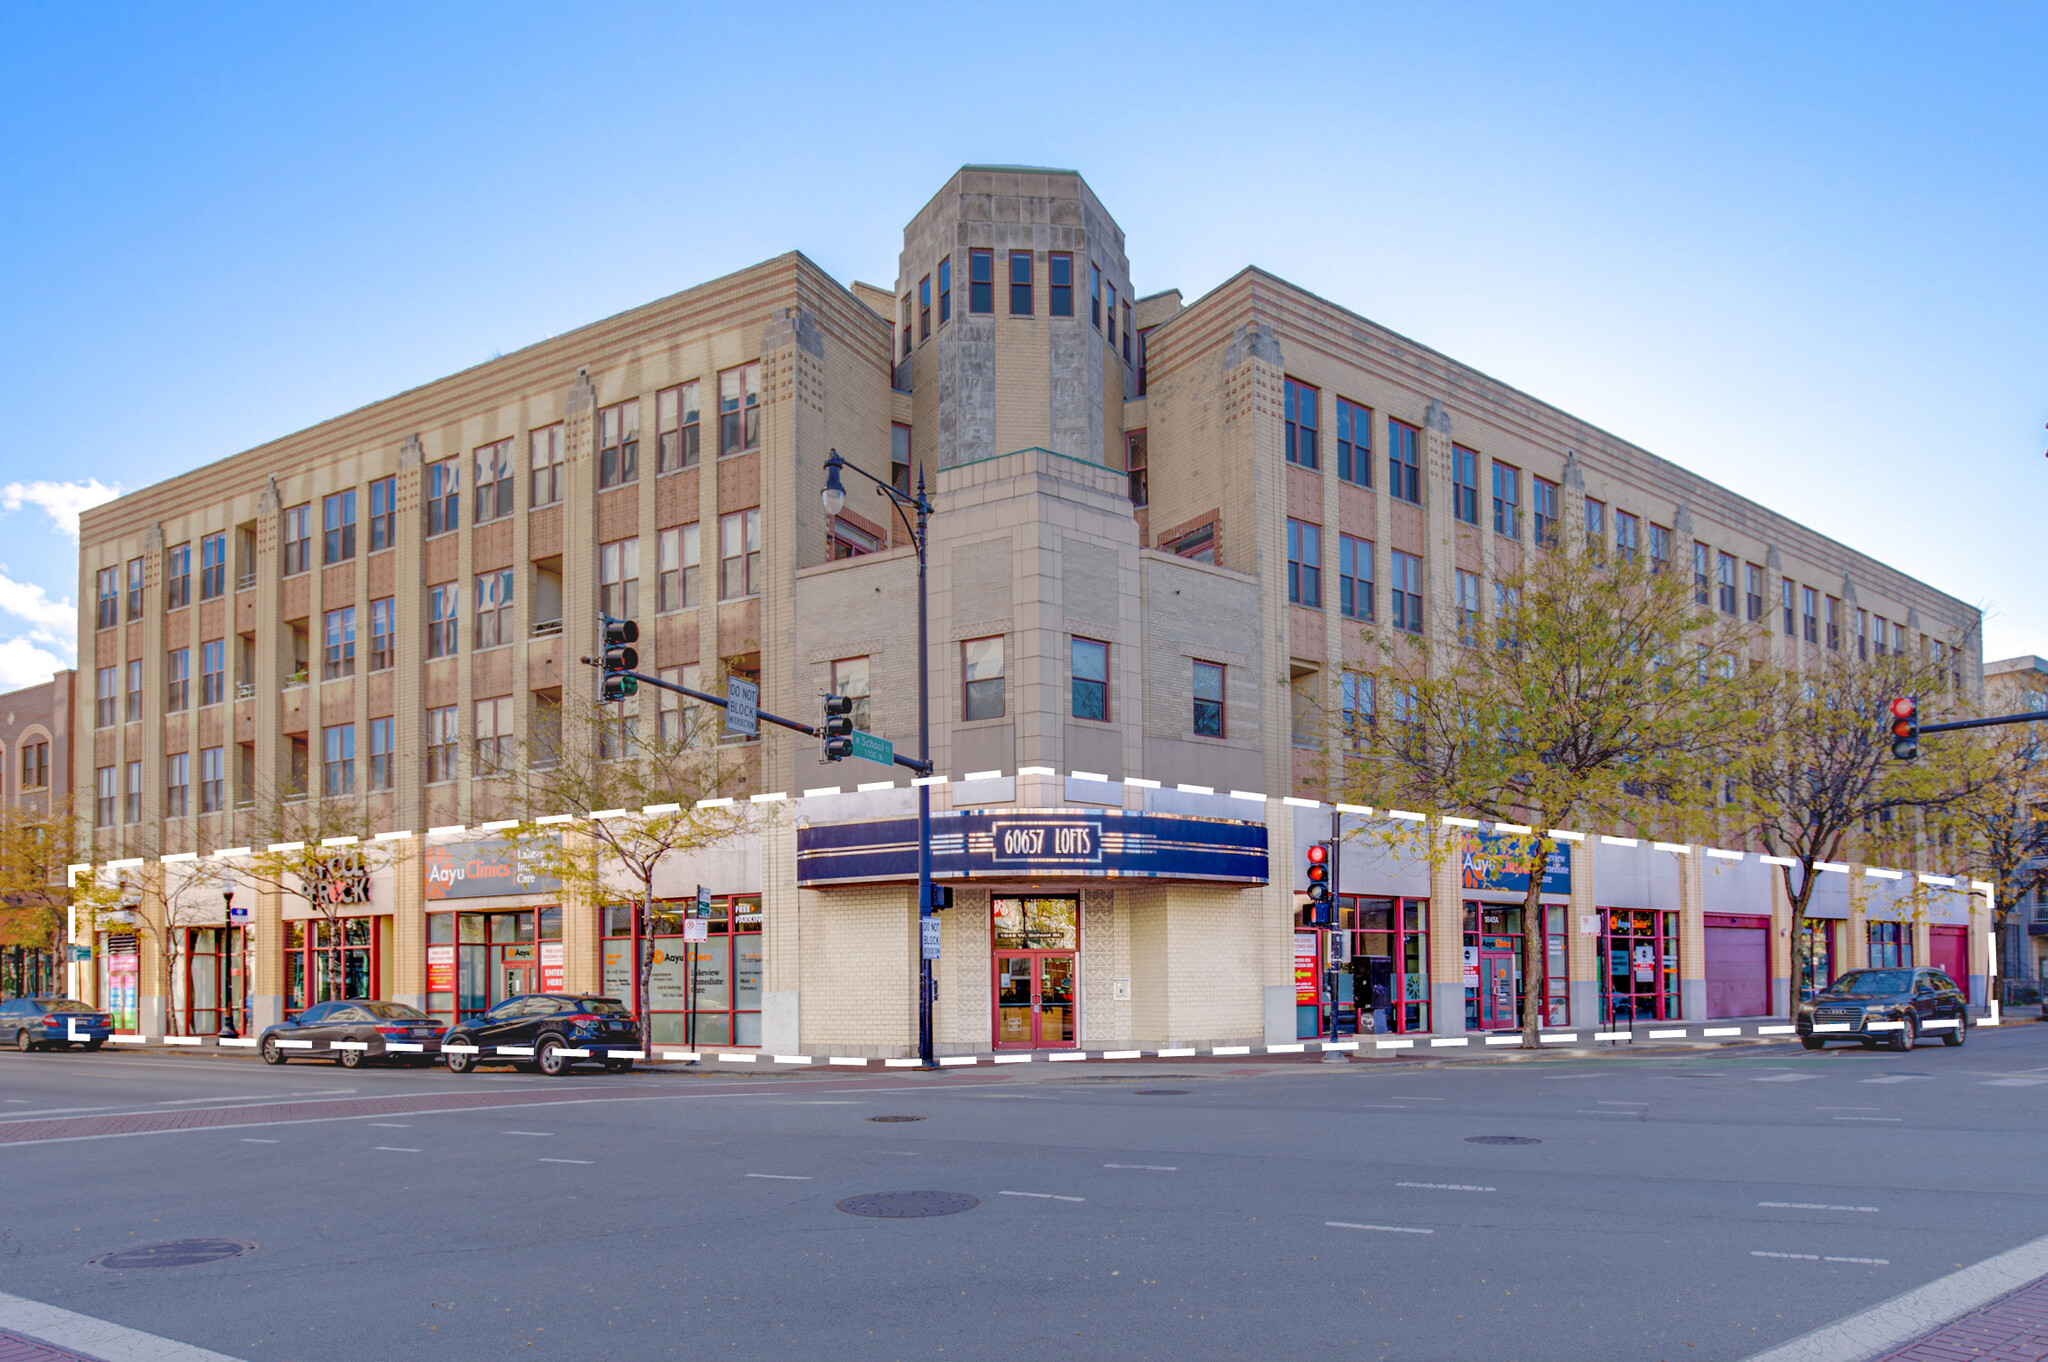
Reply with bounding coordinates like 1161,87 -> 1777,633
725,678 -> 758,737
921,917 -> 941,960
849,730 -> 894,766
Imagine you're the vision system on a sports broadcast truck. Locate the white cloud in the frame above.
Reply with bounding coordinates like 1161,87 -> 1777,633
0,635 -> 68,689
0,567 -> 77,677
2,478 -> 121,539
0,570 -> 75,635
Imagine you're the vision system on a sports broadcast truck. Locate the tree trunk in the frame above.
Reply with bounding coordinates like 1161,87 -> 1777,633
1520,869 -> 1547,1049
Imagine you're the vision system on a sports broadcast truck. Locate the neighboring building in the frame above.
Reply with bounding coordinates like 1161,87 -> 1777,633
70,166 -> 1989,1048
0,669 -> 76,997
1984,655 -> 2048,986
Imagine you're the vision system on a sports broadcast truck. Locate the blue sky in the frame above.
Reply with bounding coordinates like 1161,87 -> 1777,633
1,0 -> 2042,687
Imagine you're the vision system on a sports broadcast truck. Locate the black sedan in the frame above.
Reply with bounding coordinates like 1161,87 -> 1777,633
442,995 -> 641,1076
259,1000 -> 448,1067
0,997 -> 110,1051
1798,968 -> 1969,1050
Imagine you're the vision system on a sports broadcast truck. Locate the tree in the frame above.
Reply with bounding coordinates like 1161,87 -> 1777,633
1341,549 -> 1758,1047
0,798 -> 75,994
236,788 -> 395,1013
1928,719 -> 2048,993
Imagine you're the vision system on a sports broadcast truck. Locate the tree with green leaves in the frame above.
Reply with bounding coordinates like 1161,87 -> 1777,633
0,797 -> 74,994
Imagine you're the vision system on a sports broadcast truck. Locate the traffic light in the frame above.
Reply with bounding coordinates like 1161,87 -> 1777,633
820,694 -> 854,761
1304,842 -> 1333,926
601,617 -> 639,701
1887,695 -> 1919,761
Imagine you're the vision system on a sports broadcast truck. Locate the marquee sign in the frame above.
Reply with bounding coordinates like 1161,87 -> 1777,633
796,810 -> 1268,886
424,835 -> 562,901
306,850 -> 372,907
1457,829 -> 1571,895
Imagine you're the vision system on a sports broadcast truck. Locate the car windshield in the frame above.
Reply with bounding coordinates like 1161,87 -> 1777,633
37,999 -> 95,1013
578,998 -> 631,1015
1822,970 -> 1914,999
360,1002 -> 426,1020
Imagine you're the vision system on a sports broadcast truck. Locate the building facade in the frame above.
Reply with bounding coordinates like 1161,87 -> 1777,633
70,166 -> 1990,1049
1984,655 -> 2048,988
0,669 -> 75,996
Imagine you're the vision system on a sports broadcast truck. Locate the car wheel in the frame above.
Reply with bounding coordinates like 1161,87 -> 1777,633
337,1046 -> 364,1070
14,1029 -> 37,1053
1800,1036 -> 1824,1051
1943,1017 -> 1967,1047
537,1039 -> 571,1077
1891,1015 -> 1916,1051
260,1037 -> 288,1065
445,1046 -> 476,1074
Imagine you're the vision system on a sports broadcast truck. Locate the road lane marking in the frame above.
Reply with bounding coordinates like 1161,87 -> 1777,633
1104,1163 -> 1178,1171
1833,1116 -> 1903,1122
538,1158 -> 594,1165
373,1146 -> 421,1152
1858,1075 -> 1929,1085
1752,1251 -> 1890,1264
1357,1104 -> 1411,1109
1981,1078 -> 2048,1087
1755,1074 -> 1822,1082
0,1286 -> 248,1362
1760,1202 -> 1880,1212
158,1095 -> 278,1104
1328,1221 -> 1433,1234
1578,1109 -> 1638,1115
1597,1101 -> 1649,1106
502,1130 -> 553,1136
1397,1182 -> 1493,1192
1000,1191 -> 1085,1202
239,1138 -> 278,1143
745,1173 -> 811,1180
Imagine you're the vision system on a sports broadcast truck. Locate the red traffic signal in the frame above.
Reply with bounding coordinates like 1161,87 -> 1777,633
1887,696 -> 1919,761
1304,841 -> 1333,924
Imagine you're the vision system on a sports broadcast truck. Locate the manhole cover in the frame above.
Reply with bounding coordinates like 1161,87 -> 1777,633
1133,1089 -> 1190,1095
89,1239 -> 257,1271
867,1115 -> 925,1123
1464,1136 -> 1541,1146
837,1191 -> 978,1218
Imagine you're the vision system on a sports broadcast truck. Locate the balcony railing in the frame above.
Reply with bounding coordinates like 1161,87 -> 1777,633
531,619 -> 563,638
236,572 -> 257,592
235,681 -> 256,701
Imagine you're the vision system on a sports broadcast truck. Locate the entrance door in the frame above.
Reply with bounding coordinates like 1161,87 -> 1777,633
1928,926 -> 1968,994
993,953 -> 1077,1048
501,961 -> 534,1001
1480,952 -> 1517,1029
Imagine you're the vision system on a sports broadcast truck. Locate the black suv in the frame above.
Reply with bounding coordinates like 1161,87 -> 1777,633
1797,968 -> 1969,1050
443,995 -> 641,1076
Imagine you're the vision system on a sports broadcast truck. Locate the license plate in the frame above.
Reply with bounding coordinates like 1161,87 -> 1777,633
412,1028 -> 434,1037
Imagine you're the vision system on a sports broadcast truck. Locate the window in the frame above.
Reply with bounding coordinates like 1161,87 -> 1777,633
1290,672 -> 1318,747
1388,419 -> 1421,503
1122,302 -> 1133,364
963,636 -> 1005,720
718,363 -> 761,456
166,752 -> 190,818
1746,563 -> 1764,622
463,440 -> 510,522
829,516 -> 878,559
18,740 -> 47,790
125,660 -> 142,723
199,746 -> 224,814
1391,550 -> 1424,634
1649,524 -> 1671,574
831,656 -> 871,734
289,733 -> 308,799
474,570 -> 513,649
1692,543 -> 1710,604
1284,378 -> 1319,468
124,760 -> 142,823
1782,579 -> 1796,636
937,255 -> 952,325
1339,535 -> 1375,621
1456,569 -> 1482,644
164,542 -> 191,610
425,706 -> 458,783
369,475 -> 396,551
95,666 -> 117,728
320,607 -> 355,679
599,539 -> 639,619
322,724 -> 355,797
474,697 -> 513,774
1450,447 -> 1478,524
1136,326 -> 1153,396
1801,586 -> 1819,644
530,426 -> 563,507
1825,596 -> 1841,650
1533,478 -> 1559,548
166,647 -> 190,712
1163,520 -> 1216,564
900,294 -> 912,359
1341,671 -> 1374,745
1892,621 -> 1906,655
201,638 -> 225,705
656,383 -> 701,473
95,765 -> 115,827
1336,398 -> 1371,486
95,567 -> 117,629
1008,250 -> 1033,315
1090,262 -> 1102,329
1125,430 -> 1148,508
890,422 -> 914,495
323,490 -> 357,562
1584,499 -> 1606,563
427,582 -> 459,659
599,705 -> 640,761
1286,519 -> 1322,607
200,532 -> 227,599
426,458 -> 459,536
657,524 -> 700,611
1616,512 -> 1640,564
1874,614 -> 1889,657
1192,661 -> 1224,737
1071,637 -> 1109,721
719,509 -> 760,599
917,273 -> 932,340
365,717 -> 394,791
1491,462 -> 1521,539
596,401 -> 639,489
1868,922 -> 1912,970
369,597 -> 394,671
278,504 -> 310,574
968,249 -> 993,314
1049,252 -> 1073,316
1717,552 -> 1737,615
126,557 -> 145,619
1106,282 -> 1117,347
1856,608 -> 1869,660
658,664 -> 702,748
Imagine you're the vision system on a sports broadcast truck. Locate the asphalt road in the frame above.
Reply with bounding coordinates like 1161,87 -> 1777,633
1,1028 -> 2044,1362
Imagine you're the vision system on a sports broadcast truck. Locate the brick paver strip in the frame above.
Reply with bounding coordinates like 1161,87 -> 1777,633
0,1329 -> 108,1362
1874,1273 -> 2048,1362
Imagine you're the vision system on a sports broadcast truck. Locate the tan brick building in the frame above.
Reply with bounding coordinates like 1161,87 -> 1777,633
70,166 -> 1989,1050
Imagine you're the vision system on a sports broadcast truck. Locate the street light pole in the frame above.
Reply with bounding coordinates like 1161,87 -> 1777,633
823,450 -> 937,1069
218,891 -> 238,1039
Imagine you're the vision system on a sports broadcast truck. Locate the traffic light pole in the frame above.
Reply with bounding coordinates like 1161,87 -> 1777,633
1917,711 -> 2048,735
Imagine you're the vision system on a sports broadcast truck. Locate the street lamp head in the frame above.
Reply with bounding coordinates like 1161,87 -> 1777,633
821,450 -> 847,517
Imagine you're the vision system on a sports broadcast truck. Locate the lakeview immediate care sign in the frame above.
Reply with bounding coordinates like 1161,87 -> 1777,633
423,835 -> 563,900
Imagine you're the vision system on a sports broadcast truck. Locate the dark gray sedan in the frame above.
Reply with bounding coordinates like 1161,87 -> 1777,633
259,999 -> 447,1067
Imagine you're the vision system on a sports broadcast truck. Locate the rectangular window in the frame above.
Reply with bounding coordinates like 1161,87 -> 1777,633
96,566 -> 117,629
1874,615 -> 1890,657
126,659 -> 142,723
1284,378 -> 1319,468
200,532 -> 226,599
1388,419 -> 1421,503
201,638 -> 225,705
1391,550 -> 1424,634
937,255 -> 952,325
281,504 -> 312,574
1192,660 -> 1225,737
891,423 -> 912,496
427,582 -> 459,659
474,440 -> 514,521
1745,564 -> 1764,622
1106,281 -> 1117,347
426,459 -> 459,537
1649,523 -> 1671,574
718,509 -> 760,599
1286,519 -> 1322,607
126,557 -> 145,619
1456,569 -> 1482,644
829,516 -> 879,560
968,249 -> 993,314
1856,608 -> 1869,660
1717,552 -> 1738,615
95,765 -> 115,827
1532,478 -> 1560,548
1616,512 -> 1639,564
919,274 -> 931,339
599,539 -> 639,619
95,665 -> 117,728
165,752 -> 190,819
657,524 -> 700,612
474,570 -> 513,649
963,636 -> 1005,720
1825,595 -> 1841,650
1491,461 -> 1521,539
598,401 -> 640,488
1802,586 -> 1819,643
1450,447 -> 1478,524
1583,499 -> 1606,563
831,656 -> 871,734
1341,671 -> 1374,745
474,696 -> 513,774
1336,398 -> 1372,486
718,363 -> 761,456
199,746 -> 224,814
323,489 -> 357,562
1163,520 -> 1216,564
655,664 -> 700,748
322,724 -> 355,797
320,607 -> 355,680
656,383 -> 701,473
1136,326 -> 1153,396
1867,922 -> 1913,970
1071,637 -> 1109,721
1122,301 -> 1133,364
165,541 -> 191,610
1692,543 -> 1710,604
425,705 -> 458,784
1892,621 -> 1905,655
124,760 -> 142,823
361,716 -> 392,792
1782,579 -> 1796,636
1009,250 -> 1033,316
1090,262 -> 1102,329
165,647 -> 190,712
368,597 -> 394,671
1290,673 -> 1318,747
287,736 -> 308,797
1339,534 -> 1375,621
369,476 -> 396,551
17,741 -> 45,790
1125,429 -> 1148,508
1048,252 -> 1073,316
900,294 -> 912,360
529,426 -> 563,507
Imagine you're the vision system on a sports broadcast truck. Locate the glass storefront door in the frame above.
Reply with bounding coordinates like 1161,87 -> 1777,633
991,896 -> 1079,1049
1602,908 -> 1678,1024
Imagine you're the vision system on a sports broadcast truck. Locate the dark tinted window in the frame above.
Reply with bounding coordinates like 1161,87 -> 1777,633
361,1001 -> 426,1020
0,1000 -> 25,1014
1824,970 -> 1913,998
296,1003 -> 334,1023
481,998 -> 524,1020
578,998 -> 632,1015
333,1007 -> 373,1023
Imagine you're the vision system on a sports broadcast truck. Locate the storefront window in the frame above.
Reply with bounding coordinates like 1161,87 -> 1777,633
427,908 -> 559,1023
181,926 -> 249,1035
1600,908 -> 1678,1024
1348,896 -> 1429,1033
284,918 -> 376,1016
1463,903 -> 1524,1031
1867,921 -> 1912,969
600,895 -> 762,1046
99,933 -> 139,1032
1801,919 -> 1835,1000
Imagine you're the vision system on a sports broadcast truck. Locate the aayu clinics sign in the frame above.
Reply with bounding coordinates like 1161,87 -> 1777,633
1457,829 -> 1571,896
424,836 -> 562,901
